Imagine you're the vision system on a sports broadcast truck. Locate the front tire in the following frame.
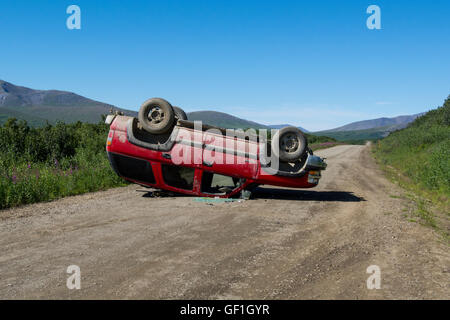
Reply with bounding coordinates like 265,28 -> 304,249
138,98 -> 175,134
271,126 -> 307,162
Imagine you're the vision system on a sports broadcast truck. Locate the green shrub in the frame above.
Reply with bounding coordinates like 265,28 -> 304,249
374,95 -> 450,201
0,118 -> 127,209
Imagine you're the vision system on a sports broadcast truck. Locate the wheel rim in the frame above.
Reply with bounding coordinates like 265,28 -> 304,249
280,133 -> 299,153
147,106 -> 165,124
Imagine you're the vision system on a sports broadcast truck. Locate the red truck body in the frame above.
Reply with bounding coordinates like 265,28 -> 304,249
106,115 -> 326,198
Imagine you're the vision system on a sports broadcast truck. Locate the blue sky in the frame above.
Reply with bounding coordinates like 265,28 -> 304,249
1,0 -> 449,130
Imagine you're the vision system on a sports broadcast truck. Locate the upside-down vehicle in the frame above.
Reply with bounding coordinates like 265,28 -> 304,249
105,98 -> 326,199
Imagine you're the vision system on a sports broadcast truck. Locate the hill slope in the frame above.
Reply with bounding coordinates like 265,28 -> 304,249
0,80 -> 135,125
373,95 -> 449,231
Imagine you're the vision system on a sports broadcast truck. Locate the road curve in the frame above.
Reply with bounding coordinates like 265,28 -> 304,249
0,145 -> 448,299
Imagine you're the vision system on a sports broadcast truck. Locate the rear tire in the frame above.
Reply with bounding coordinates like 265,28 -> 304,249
271,126 -> 307,162
138,98 -> 175,134
173,106 -> 188,120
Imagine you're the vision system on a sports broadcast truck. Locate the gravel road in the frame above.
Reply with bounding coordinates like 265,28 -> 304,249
0,145 -> 448,299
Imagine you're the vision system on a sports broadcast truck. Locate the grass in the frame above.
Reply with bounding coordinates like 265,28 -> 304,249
415,198 -> 437,228
0,118 -> 127,210
378,163 -> 449,242
0,155 -> 127,209
373,95 -> 449,240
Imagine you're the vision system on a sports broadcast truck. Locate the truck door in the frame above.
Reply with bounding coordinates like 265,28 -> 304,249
202,129 -> 258,179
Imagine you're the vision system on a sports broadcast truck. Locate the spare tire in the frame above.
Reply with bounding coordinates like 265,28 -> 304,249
138,98 -> 175,134
271,126 -> 308,162
173,106 -> 188,120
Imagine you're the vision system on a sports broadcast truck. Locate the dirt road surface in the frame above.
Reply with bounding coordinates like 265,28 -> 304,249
0,145 -> 448,299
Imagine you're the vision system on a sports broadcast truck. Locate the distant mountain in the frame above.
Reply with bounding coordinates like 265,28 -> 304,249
311,113 -> 425,141
269,124 -> 310,133
187,111 -> 270,129
0,80 -> 135,125
323,113 -> 424,132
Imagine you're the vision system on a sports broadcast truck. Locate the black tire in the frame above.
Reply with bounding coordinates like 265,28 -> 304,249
173,106 -> 188,120
271,126 -> 307,162
138,98 -> 175,134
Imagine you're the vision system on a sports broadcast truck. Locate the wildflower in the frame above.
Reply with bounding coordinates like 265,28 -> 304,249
12,175 -> 17,184
27,163 -> 31,169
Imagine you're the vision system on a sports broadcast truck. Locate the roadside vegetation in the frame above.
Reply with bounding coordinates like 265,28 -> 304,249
0,118 -> 127,210
304,132 -> 343,151
373,96 -> 449,238
306,134 -> 364,151
305,133 -> 337,145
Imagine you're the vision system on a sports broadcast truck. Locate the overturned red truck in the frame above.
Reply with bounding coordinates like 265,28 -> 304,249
105,98 -> 327,199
